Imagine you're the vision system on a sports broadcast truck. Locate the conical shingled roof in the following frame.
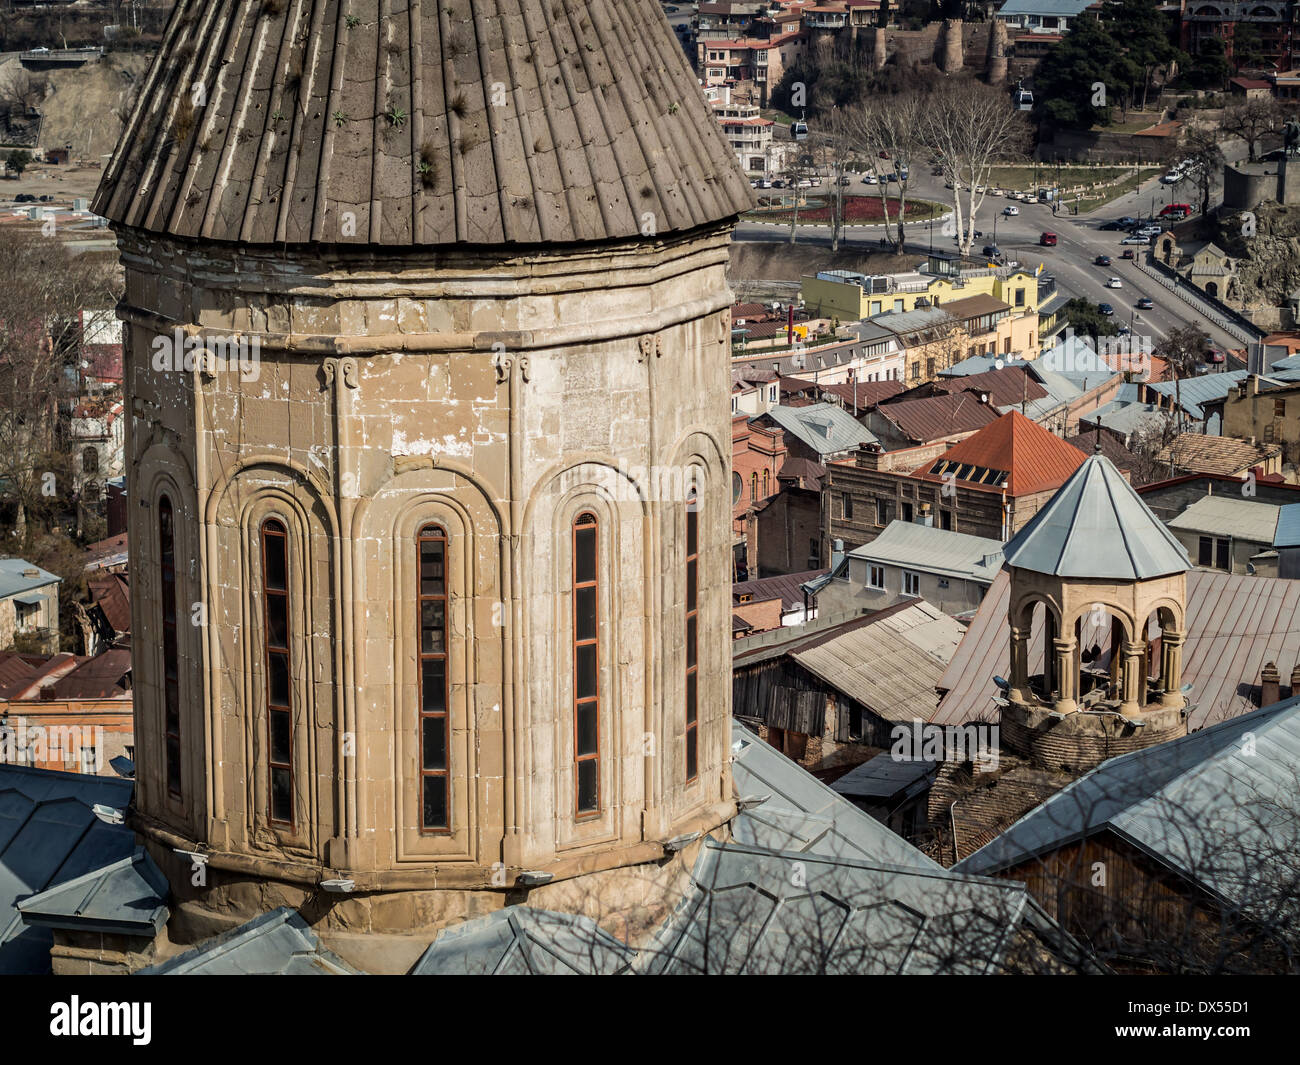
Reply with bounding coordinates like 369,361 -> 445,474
1003,454 -> 1191,580
93,0 -> 754,247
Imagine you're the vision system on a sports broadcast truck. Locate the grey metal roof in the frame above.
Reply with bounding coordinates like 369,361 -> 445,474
955,696 -> 1300,914
0,765 -> 135,974
996,0 -> 1100,15
731,721 -> 942,870
1275,503 -> 1300,548
1168,496 -> 1281,545
140,908 -> 362,975
758,403 -> 878,459
1081,399 -> 1171,439
636,839 -> 1095,974
1003,454 -> 1192,579
1148,371 -> 1249,420
412,907 -> 636,974
847,520 -> 1004,583
94,0 -> 753,247
0,559 -> 59,601
17,847 -> 168,937
831,752 -> 937,803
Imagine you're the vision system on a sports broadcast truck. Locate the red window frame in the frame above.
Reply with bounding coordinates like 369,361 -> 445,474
418,524 -> 451,833
159,495 -> 181,798
261,519 -> 294,828
573,513 -> 600,817
685,493 -> 699,783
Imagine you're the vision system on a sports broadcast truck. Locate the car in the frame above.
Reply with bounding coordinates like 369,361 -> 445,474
29,46 -> 49,54
838,176 -> 852,186
771,179 -> 785,188
758,179 -> 772,189
862,173 -> 878,184
1117,216 -> 1139,227
664,4 -> 679,10
1121,234 -> 1150,245
796,177 -> 814,188
13,193 -> 34,203
1121,249 -> 1135,260
37,194 -> 53,202
1100,220 -> 1127,231
1160,172 -> 1182,184
1040,231 -> 1057,246
972,230 -> 984,240
1135,225 -> 1161,238
1095,255 -> 1112,266
1106,277 -> 1123,288
1205,348 -> 1226,364
899,169 -> 909,181
1137,297 -> 1154,309
885,172 -> 898,182
1099,303 -> 1115,316
981,244 -> 1001,259
1003,205 -> 1019,216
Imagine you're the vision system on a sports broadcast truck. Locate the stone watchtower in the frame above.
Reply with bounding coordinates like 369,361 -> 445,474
93,0 -> 752,961
999,455 -> 1191,772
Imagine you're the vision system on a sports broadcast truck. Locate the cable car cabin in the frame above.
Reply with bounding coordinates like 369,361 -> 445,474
1016,90 -> 1033,111
792,120 -> 808,141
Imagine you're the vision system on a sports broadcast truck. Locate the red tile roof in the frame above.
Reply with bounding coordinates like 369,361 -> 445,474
911,410 -> 1085,496
816,379 -> 904,412
907,366 -> 1047,410
50,649 -> 132,700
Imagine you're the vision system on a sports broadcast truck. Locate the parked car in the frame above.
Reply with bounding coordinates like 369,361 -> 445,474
1121,234 -> 1150,245
1003,205 -> 1019,216
862,173 -> 878,184
838,176 -> 852,186
1137,297 -> 1154,309
1100,220 -> 1126,231
1106,277 -> 1123,288
771,179 -> 785,188
29,46 -> 50,54
1117,216 -> 1139,228
13,193 -> 35,203
1099,302 -> 1115,316
758,179 -> 772,189
981,244 -> 1001,259
1095,255 -> 1112,266
1160,172 -> 1182,184
1205,348 -> 1226,364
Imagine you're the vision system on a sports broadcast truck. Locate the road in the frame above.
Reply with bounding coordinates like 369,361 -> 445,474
737,160 -> 1248,352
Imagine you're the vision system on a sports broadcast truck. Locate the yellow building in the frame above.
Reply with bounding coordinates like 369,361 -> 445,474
801,254 -> 1041,324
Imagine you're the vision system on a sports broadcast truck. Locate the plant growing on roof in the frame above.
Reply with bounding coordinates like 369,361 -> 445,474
332,111 -> 348,127
387,106 -> 408,130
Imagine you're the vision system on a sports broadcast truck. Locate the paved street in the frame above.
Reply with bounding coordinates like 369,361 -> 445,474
737,158 -> 1249,352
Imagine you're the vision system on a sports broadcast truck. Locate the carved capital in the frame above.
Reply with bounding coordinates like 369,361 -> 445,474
638,333 -> 663,363
323,357 -> 360,391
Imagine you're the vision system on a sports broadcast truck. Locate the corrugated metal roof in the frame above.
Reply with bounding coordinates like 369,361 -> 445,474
140,908 -> 362,975
934,568 -> 1300,729
412,908 -> 636,974
831,752 -> 937,802
1168,496 -> 1281,544
920,365 -> 1049,409
847,520 -> 1004,583
1082,399 -> 1171,438
1274,503 -> 1300,548
759,403 -> 878,458
996,0 -> 1098,15
791,607 -> 962,723
956,697 -> 1300,912
733,569 -> 828,610
0,765 -> 136,974
871,391 -> 1000,444
912,411 -> 1086,497
94,0 -> 754,246
1148,371 -> 1249,420
1004,455 -> 1192,579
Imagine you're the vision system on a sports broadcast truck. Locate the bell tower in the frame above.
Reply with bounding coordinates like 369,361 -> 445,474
94,0 -> 752,955
1000,454 -> 1192,772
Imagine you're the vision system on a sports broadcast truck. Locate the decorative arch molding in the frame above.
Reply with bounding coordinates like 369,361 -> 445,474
359,466 -> 504,865
1142,597 -> 1186,632
203,452 -> 340,537
215,471 -> 337,859
135,464 -> 204,834
1067,602 -> 1136,643
1011,592 -> 1063,630
518,460 -> 654,855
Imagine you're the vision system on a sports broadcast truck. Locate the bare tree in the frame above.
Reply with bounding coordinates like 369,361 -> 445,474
0,228 -> 118,543
1181,127 -> 1225,220
846,91 -> 926,254
1153,321 -> 1209,439
919,80 -> 1029,256
1221,97 -> 1282,163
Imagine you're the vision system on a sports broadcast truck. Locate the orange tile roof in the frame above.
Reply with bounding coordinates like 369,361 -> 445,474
910,410 -> 1085,497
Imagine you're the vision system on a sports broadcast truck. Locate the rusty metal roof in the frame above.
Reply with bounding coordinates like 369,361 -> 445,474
871,392 -> 999,445
933,568 -> 1300,729
94,0 -> 753,247
911,411 -> 1085,497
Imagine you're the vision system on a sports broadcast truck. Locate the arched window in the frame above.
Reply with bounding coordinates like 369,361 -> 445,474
82,446 -> 98,475
159,495 -> 181,798
750,471 -> 758,504
685,492 -> 699,783
573,513 -> 600,817
762,468 -> 770,497
261,519 -> 293,827
418,524 -> 451,833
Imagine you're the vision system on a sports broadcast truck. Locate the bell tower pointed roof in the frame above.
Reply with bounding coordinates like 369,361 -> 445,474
93,0 -> 754,247
1003,454 -> 1192,580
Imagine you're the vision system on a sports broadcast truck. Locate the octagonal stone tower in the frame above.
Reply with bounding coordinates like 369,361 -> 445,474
95,0 -> 752,955
1000,454 -> 1192,772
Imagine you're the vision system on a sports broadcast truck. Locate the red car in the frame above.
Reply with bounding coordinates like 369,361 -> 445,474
1121,249 -> 1135,259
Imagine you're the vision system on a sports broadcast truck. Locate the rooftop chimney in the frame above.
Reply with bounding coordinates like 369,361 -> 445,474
1262,661 -> 1281,706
